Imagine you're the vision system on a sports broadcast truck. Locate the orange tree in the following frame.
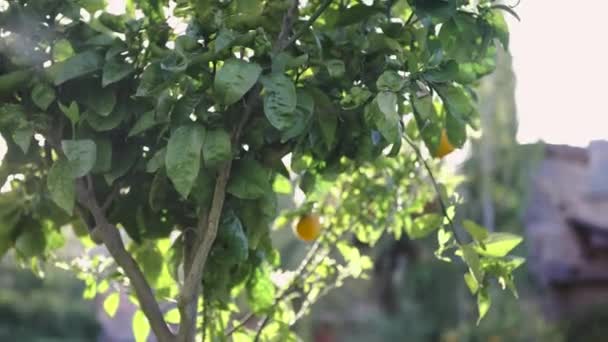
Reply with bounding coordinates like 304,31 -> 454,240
0,0 -> 522,341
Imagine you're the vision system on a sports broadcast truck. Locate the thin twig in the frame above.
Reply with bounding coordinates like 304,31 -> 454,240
284,0 -> 334,49
253,315 -> 271,342
403,135 -> 463,244
75,179 -> 174,341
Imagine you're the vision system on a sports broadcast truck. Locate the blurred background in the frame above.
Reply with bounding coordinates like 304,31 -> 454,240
2,0 -> 608,341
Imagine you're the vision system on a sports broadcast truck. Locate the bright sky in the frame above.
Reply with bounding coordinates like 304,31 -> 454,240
508,0 -> 608,147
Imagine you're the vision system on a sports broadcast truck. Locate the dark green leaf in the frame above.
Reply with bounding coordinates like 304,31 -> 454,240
47,159 -> 75,214
214,59 -> 261,106
82,86 -> 116,116
104,145 -> 139,185
261,73 -> 297,131
59,101 -> 80,125
85,107 -> 125,132
15,228 -> 46,258
376,70 -> 405,92
102,59 -> 135,87
282,90 -> 314,142
129,111 -> 159,137
62,139 -> 97,177
146,148 -> 166,173
203,129 -> 231,167
326,59 -> 345,78
227,159 -> 270,199
218,211 -> 248,263
92,138 -> 112,173
12,124 -> 34,154
165,125 -> 206,198
31,83 -> 56,110
52,39 -> 74,62
47,51 -> 104,85
215,28 -> 237,53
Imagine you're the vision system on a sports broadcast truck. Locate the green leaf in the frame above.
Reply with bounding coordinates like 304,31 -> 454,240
464,271 -> 479,295
102,59 -> 135,87
136,62 -> 176,97
59,101 -> 80,125
406,213 -> 442,239
326,59 -> 345,78
476,288 -> 491,325
261,73 -> 297,131
463,220 -> 488,242
164,308 -> 180,324
15,227 -> 46,258
52,39 -> 74,62
105,145 -> 139,185
62,139 -> 97,177
273,174 -> 292,194
227,159 -> 270,199
47,51 -> 104,85
77,0 -> 106,13
129,111 -> 159,137
487,10 -> 509,49
31,83 -> 56,110
132,310 -> 150,342
82,86 -> 116,117
282,90 -> 314,142
411,95 -> 442,153
435,83 -> 479,130
475,232 -> 523,257
368,92 -> 400,144
445,105 -> 467,148
146,148 -> 166,173
214,59 -> 261,106
215,28 -> 237,53
47,159 -> 75,214
12,124 -> 34,154
334,4 -> 382,27
461,244 -> 484,285
103,292 -> 120,318
92,138 -> 112,173
165,125 -> 206,198
85,107 -> 125,131
376,70 -> 405,92
203,129 -> 232,167
247,265 -> 275,313
218,211 -> 249,263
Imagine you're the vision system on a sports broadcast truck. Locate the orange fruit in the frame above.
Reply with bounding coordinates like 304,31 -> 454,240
435,129 -> 455,158
294,214 -> 321,242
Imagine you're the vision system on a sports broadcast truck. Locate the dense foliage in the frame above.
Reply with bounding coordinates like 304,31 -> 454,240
0,0 -> 522,341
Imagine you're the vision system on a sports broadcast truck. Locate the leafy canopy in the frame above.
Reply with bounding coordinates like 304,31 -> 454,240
0,0 -> 520,341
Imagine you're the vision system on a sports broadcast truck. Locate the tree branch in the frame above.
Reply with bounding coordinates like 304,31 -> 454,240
284,0 -> 333,49
403,136 -> 463,244
75,179 -> 175,342
178,3 -> 308,339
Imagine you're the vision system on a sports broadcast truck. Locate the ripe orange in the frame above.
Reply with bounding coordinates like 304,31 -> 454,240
435,129 -> 455,158
294,214 -> 321,242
